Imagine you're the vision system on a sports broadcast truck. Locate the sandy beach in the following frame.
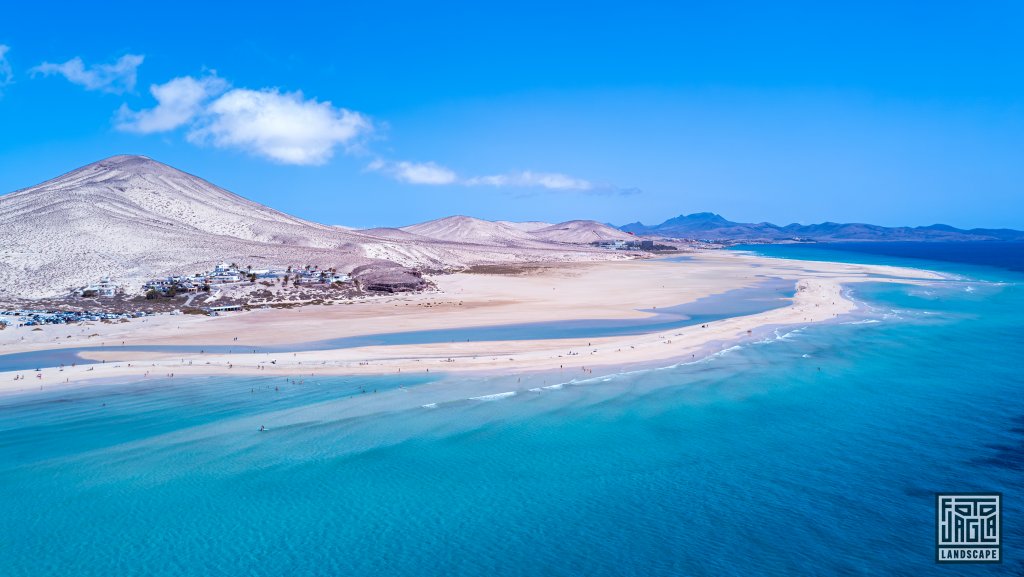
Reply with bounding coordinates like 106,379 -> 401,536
0,250 -> 942,394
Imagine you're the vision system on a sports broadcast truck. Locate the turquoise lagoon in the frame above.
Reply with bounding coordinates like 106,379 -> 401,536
0,278 -> 795,373
1,244 -> 1023,576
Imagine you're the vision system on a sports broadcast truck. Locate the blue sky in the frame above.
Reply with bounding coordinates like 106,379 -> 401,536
1,1 -> 1022,229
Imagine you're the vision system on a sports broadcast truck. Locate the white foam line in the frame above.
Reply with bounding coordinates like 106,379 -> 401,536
774,327 -> 804,339
421,403 -> 437,409
470,391 -> 516,401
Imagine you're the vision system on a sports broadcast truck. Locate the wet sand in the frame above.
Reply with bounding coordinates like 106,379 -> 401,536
0,250 -> 942,394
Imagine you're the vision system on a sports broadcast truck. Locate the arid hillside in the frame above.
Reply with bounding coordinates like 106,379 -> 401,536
0,155 -> 634,301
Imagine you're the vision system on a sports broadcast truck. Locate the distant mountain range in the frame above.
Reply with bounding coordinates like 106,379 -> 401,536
619,212 -> 1024,242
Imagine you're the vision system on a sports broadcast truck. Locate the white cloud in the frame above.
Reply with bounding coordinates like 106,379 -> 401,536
110,71 -> 372,165
31,54 -> 144,93
0,45 -> 12,90
187,88 -> 372,165
369,159 -> 594,191
465,171 -> 593,191
367,159 -> 458,185
105,69 -> 597,181
116,75 -> 228,133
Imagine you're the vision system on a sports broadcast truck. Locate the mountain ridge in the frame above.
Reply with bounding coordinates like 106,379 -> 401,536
0,155 -> 630,301
620,212 -> 1024,242
402,216 -> 632,246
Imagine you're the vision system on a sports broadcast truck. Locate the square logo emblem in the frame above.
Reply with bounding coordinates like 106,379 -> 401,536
936,493 -> 1001,563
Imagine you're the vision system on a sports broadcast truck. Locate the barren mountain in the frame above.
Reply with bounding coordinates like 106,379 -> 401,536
0,155 -> 385,300
401,216 -> 548,247
0,155 -> 630,301
403,216 -> 632,246
356,227 -> 434,242
497,220 -> 554,232
531,220 -> 634,243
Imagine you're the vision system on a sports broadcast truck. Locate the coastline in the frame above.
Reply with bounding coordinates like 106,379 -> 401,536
0,251 -> 942,395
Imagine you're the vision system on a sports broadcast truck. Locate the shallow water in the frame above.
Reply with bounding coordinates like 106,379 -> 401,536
2,247 -> 1023,575
0,277 -> 795,372
731,241 -> 1024,277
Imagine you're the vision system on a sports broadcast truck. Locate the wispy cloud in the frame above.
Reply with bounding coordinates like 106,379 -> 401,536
0,45 -> 13,91
464,171 -> 593,191
31,54 -> 144,94
368,159 -> 595,191
367,159 -> 458,184
116,75 -> 228,133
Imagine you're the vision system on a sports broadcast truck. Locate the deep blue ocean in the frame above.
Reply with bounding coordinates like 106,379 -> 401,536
2,242 -> 1023,576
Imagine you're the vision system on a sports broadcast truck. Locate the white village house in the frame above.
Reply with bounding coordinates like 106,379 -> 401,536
79,277 -> 118,297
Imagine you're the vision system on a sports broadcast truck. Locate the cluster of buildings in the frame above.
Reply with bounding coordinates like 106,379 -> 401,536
71,263 -> 355,308
291,267 -> 351,286
142,263 -> 255,295
1,309 -> 148,327
144,263 -> 260,294
141,263 -> 351,297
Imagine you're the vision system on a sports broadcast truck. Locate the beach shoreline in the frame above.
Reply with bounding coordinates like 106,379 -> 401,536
0,251 -> 942,396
